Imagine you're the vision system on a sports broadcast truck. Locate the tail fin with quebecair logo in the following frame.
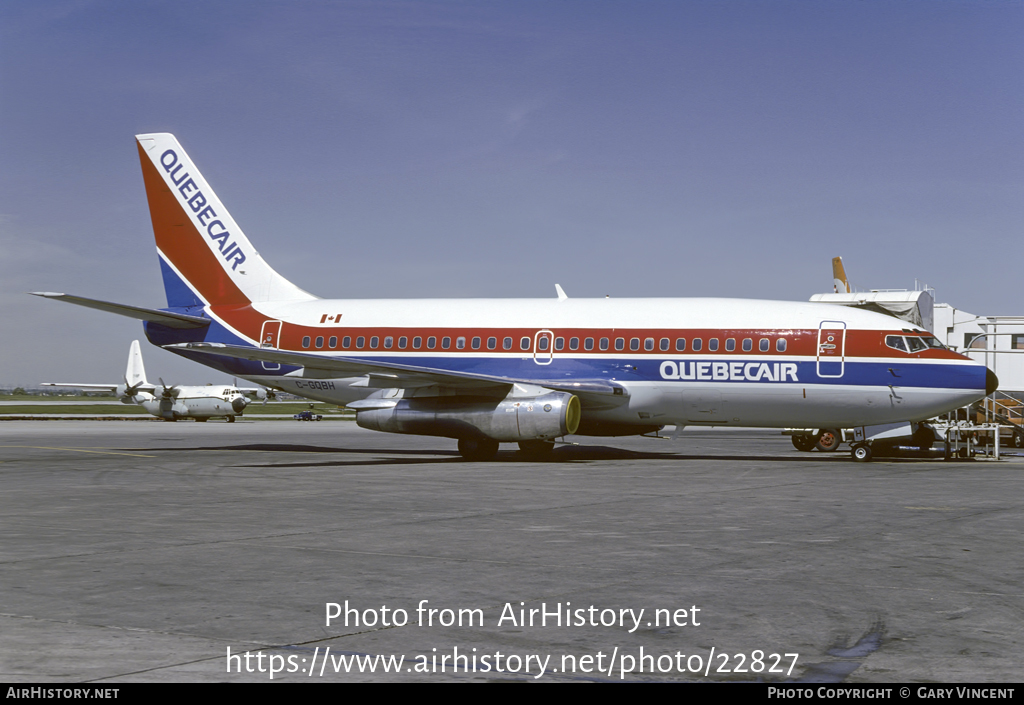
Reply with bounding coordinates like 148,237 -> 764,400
135,133 -> 317,309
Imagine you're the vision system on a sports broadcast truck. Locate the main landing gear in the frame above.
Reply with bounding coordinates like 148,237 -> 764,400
457,437 -> 500,461
456,438 -> 558,460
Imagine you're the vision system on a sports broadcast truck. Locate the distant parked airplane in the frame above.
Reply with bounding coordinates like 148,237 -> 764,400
43,340 -> 261,422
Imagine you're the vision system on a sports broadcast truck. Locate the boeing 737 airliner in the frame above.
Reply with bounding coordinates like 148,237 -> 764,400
33,133 -> 997,460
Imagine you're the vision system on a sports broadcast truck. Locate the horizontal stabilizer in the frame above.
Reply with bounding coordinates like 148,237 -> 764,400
30,293 -> 210,329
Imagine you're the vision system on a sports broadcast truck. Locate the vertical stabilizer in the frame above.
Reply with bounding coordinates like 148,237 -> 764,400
832,256 -> 851,294
126,340 -> 148,387
135,133 -> 317,308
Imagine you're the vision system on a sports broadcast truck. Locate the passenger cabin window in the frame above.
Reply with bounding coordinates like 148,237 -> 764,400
503,337 -> 513,350
742,338 -> 752,352
487,337 -> 497,350
442,337 -> 451,349
343,336 -> 351,348
645,338 -> 654,351
399,336 -> 408,349
471,336 -> 481,349
538,337 -> 550,352
584,337 -> 594,351
315,336 -> 324,348
725,338 -> 735,351
427,336 -> 436,349
356,336 -> 365,348
569,337 -> 579,350
370,336 -> 379,348
692,338 -> 702,352
708,338 -> 719,351
599,338 -> 609,351
615,338 -> 625,351
329,336 -> 337,348
384,336 -> 393,349
456,337 -> 466,350
555,337 -> 564,351
776,338 -> 787,352
675,338 -> 686,351
759,338 -> 769,352
413,336 -> 422,349
630,338 -> 640,351
660,338 -> 670,351
302,336 -> 311,348
521,337 -> 531,350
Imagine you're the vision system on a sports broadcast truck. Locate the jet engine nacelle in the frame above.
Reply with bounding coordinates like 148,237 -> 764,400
356,391 -> 581,441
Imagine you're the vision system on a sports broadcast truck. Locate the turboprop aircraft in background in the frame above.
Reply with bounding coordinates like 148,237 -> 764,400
42,340 -> 262,422
32,133 -> 997,460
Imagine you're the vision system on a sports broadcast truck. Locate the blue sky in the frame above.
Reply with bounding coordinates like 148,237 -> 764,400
2,1 -> 1022,384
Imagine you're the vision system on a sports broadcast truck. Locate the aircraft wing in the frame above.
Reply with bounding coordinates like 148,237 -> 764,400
168,343 -> 627,403
41,382 -> 158,393
41,382 -> 119,391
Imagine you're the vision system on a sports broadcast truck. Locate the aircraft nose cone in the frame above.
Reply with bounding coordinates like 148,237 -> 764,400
232,397 -> 248,413
986,368 -> 999,396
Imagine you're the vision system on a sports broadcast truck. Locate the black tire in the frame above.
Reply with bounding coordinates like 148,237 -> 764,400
815,429 -> 842,452
851,444 -> 872,462
912,424 -> 935,450
518,439 -> 555,456
458,438 -> 500,461
792,434 -> 816,452
1012,430 -> 1024,449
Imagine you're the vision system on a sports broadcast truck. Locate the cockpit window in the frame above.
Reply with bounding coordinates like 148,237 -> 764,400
906,336 -> 928,353
885,335 -> 908,352
887,334 -> 945,353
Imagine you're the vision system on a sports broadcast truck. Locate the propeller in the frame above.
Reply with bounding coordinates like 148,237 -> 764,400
158,378 -> 177,399
121,375 -> 144,398
255,387 -> 276,406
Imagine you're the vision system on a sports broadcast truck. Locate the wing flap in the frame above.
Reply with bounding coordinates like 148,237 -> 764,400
166,343 -> 630,403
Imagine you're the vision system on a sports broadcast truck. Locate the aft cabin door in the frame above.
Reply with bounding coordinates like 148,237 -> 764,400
816,321 -> 846,378
533,330 -> 554,365
259,320 -> 283,371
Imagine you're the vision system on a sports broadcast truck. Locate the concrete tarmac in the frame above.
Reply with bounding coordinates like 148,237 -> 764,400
1,421 -> 1021,683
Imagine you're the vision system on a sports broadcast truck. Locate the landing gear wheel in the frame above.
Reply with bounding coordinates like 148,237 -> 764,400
518,440 -> 555,456
458,438 -> 500,461
851,444 -> 872,462
195,418 -> 208,422
815,429 -> 841,452
912,424 -> 935,450
1013,430 -> 1024,449
792,434 -> 817,452
227,416 -> 235,423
